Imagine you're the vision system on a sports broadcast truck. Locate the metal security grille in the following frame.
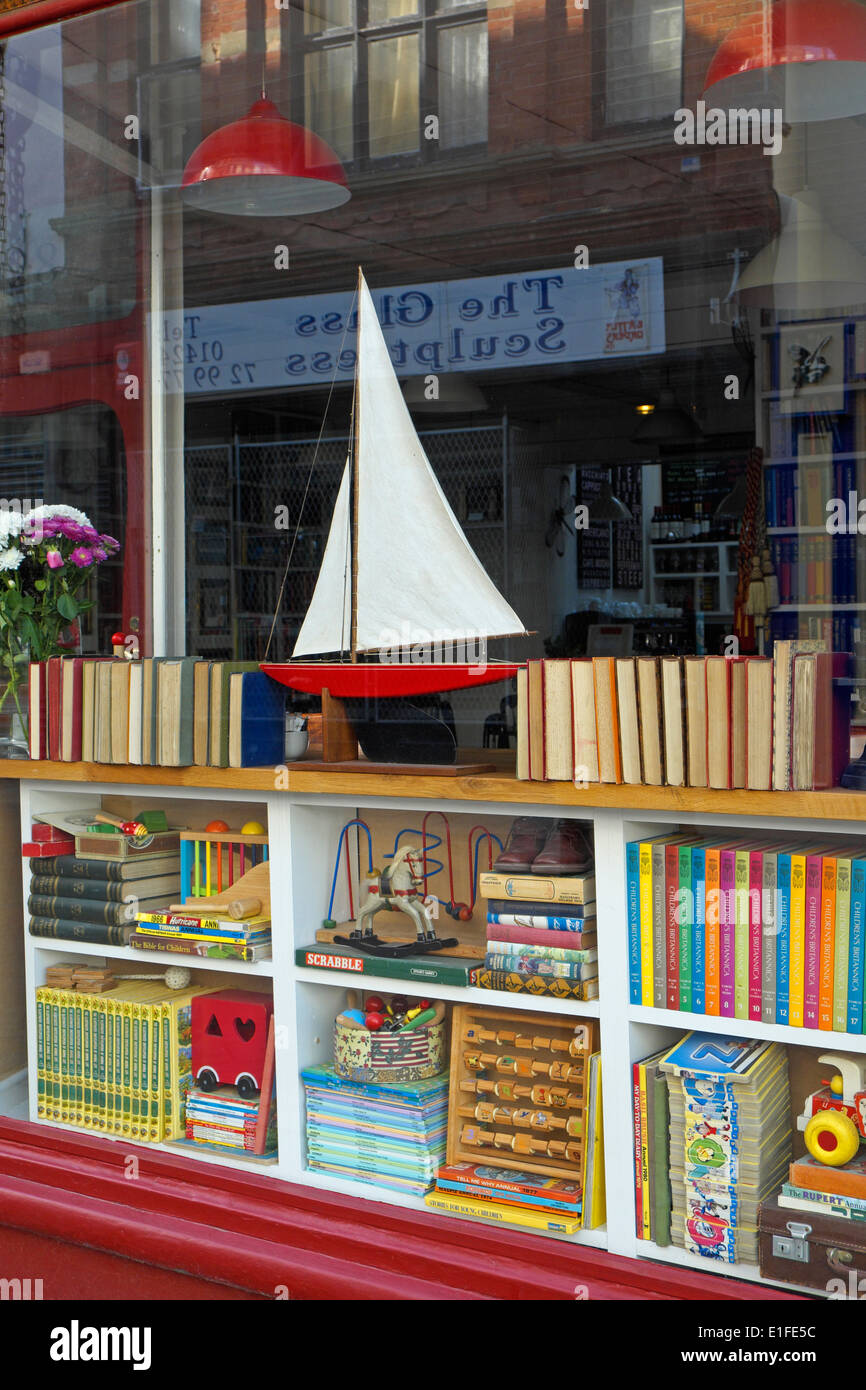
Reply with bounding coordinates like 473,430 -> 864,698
185,421 -> 524,743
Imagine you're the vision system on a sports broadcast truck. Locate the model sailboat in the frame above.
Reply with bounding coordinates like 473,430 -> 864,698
260,269 -> 527,699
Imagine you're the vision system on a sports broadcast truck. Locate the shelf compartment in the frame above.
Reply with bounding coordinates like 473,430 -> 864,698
628,1004 -> 866,1053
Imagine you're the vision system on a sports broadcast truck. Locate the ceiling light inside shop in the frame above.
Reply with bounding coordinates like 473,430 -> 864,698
630,387 -> 702,443
736,190 -> 866,310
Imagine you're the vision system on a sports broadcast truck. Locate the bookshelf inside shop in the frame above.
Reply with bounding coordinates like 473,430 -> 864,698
8,764 -> 866,1294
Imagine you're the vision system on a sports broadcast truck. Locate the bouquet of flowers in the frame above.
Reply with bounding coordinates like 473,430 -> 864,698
0,504 -> 120,750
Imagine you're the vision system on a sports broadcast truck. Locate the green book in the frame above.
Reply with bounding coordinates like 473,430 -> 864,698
28,893 -> 176,927
650,1064 -> 671,1246
295,944 -> 483,987
834,857 -> 852,1034
30,916 -> 132,946
156,657 -> 197,767
678,844 -> 693,1014
210,662 -> 258,768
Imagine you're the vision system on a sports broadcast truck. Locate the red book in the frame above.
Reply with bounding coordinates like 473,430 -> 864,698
748,850 -> 763,1022
665,841 -> 680,1010
60,657 -> 84,762
632,1061 -> 643,1236
28,662 -> 47,760
485,922 -> 596,949
812,653 -> 850,789
804,854 -> 823,1028
46,656 -> 63,761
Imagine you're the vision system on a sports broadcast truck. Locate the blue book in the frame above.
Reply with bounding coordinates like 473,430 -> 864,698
849,859 -> 866,1033
230,670 -> 286,767
776,852 -> 792,1026
692,845 -> 706,1015
301,1064 -> 449,1105
626,840 -> 641,1005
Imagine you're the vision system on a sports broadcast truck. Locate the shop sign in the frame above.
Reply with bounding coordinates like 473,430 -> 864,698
155,258 -> 665,395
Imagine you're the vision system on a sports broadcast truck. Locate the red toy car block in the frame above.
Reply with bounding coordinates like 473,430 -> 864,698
191,990 -> 274,1100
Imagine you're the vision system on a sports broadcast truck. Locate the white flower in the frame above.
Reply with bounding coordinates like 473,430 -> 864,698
21,503 -> 92,528
0,546 -> 24,571
0,510 -> 23,546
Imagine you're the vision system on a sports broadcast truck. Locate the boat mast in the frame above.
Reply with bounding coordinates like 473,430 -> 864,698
350,265 -> 361,663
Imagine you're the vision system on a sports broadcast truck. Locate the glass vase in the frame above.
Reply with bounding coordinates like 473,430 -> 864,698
0,636 -> 30,758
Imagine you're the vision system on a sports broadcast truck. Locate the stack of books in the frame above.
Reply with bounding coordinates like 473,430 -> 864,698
660,1034 -> 791,1264
29,656 -> 286,768
28,851 -> 181,947
34,979 -> 217,1140
633,1046 -> 672,1246
782,1152 -> 866,1222
516,645 -> 850,791
627,833 -> 866,1032
301,1064 -> 448,1197
427,1163 -> 583,1235
131,908 -> 272,963
185,1085 -> 276,1155
476,870 -> 598,1000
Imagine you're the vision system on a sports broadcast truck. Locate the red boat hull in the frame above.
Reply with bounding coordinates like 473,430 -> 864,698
259,662 -> 522,698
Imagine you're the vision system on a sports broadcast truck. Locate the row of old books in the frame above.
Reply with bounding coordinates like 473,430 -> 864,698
627,834 -> 866,1033
28,849 -> 182,948
516,643 -> 850,791
475,870 -> 598,1001
34,978 -> 218,1141
29,657 -> 285,768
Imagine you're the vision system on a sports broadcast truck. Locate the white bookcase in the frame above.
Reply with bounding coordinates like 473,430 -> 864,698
15,774 -> 851,1296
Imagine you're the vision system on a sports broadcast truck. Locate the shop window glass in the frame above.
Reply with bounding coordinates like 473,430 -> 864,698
368,33 -> 419,157
605,0 -> 683,124
305,44 -> 355,162
438,22 -> 486,148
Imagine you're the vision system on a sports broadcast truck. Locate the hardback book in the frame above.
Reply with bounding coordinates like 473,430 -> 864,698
636,656 -> 663,786
788,1152 -> 866,1200
228,670 -> 286,768
485,922 -> 597,950
526,659 -> 545,781
109,660 -> 130,764
209,661 -> 259,768
140,657 -> 157,765
705,656 -> 731,790
475,968 -> 599,1001
30,871 -> 180,901
730,656 -> 747,789
660,657 -> 685,788
157,657 -> 196,767
592,656 -> 621,784
791,652 -> 850,791
127,661 -> 143,765
424,1190 -> 582,1234
33,853 -> 181,881
193,659 -> 213,767
683,656 -> 708,788
94,660 -> 113,764
484,952 -> 598,980
543,659 -> 573,781
479,871 -> 595,905
745,657 -> 773,791
570,659 -> 599,785
129,931 -> 271,962
485,897 -> 594,918
28,891 -> 178,926
515,667 -> 529,780
46,656 -> 63,761
60,657 -> 84,762
615,657 -> 642,786
772,638 -> 826,790
29,916 -> 133,946
28,662 -> 47,760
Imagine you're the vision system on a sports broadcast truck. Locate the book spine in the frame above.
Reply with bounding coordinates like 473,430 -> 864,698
678,845 -> 693,1014
819,857 -> 837,1031
849,860 -> 866,1033
478,873 -> 592,905
129,933 -> 265,962
704,848 -> 721,1016
486,939 -> 596,964
486,899 -> 591,919
626,841 -> 641,1006
639,1060 -> 650,1240
665,842 -> 680,1012
638,842 -> 654,1008
803,855 -> 823,1029
423,1191 -> 580,1233
485,954 -> 595,980
485,922 -> 596,947
433,1179 -> 580,1215
748,850 -> 763,1023
29,917 -> 131,946
789,853 -> 807,1027
651,842 -> 666,1010
719,850 -> 737,1018
777,853 -> 792,1026
487,913 -> 589,932
691,846 -> 706,1015
28,893 -> 137,927
35,990 -> 46,1118
475,969 -> 598,1000
632,1061 -> 643,1236
834,860 -> 852,1034
734,849 -> 750,1021
761,852 -> 778,1027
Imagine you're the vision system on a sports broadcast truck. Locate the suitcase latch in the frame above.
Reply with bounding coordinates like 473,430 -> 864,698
773,1221 -> 812,1263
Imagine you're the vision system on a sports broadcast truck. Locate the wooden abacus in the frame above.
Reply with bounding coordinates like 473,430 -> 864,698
447,1003 -> 598,1181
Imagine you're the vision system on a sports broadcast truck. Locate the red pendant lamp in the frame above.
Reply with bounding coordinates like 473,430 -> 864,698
703,0 -> 866,121
181,97 -> 350,216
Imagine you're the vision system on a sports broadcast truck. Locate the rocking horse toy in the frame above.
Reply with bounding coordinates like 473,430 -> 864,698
332,844 -> 458,958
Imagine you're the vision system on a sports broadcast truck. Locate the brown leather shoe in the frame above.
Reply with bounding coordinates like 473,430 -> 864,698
531,820 -> 593,875
494,817 -> 555,872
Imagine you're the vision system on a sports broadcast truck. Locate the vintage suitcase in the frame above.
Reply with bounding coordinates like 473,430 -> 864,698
759,1195 -> 866,1297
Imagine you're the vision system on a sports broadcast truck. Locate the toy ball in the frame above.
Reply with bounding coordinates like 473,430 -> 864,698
343,1008 -> 366,1026
419,1000 -> 431,1010
365,994 -> 385,1013
242,820 -> 265,835
365,1012 -> 384,1032
831,1074 -> 844,1096
165,966 -> 192,990
205,819 -> 229,832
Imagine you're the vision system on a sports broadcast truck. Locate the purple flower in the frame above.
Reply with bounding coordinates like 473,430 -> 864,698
91,546 -> 108,562
99,534 -> 120,552
37,518 -> 63,539
69,546 -> 94,567
45,549 -> 64,570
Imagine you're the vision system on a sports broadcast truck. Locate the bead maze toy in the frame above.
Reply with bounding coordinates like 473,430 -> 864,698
447,1003 -> 598,1182
180,820 -> 269,901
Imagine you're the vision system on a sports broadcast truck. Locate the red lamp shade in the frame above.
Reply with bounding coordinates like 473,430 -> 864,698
703,0 -> 866,121
181,98 -> 350,216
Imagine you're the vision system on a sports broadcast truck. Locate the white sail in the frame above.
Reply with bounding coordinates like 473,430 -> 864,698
291,271 -> 527,658
292,457 -> 352,657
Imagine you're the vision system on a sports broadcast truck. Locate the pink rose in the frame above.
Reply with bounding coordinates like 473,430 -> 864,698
45,549 -> 64,569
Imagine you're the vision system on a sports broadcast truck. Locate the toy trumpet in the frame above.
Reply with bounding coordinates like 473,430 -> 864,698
460,1124 -> 581,1164
459,1078 -> 580,1110
459,1102 -> 583,1137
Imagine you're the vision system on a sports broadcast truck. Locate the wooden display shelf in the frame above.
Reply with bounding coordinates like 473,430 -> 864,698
6,757 -> 866,822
